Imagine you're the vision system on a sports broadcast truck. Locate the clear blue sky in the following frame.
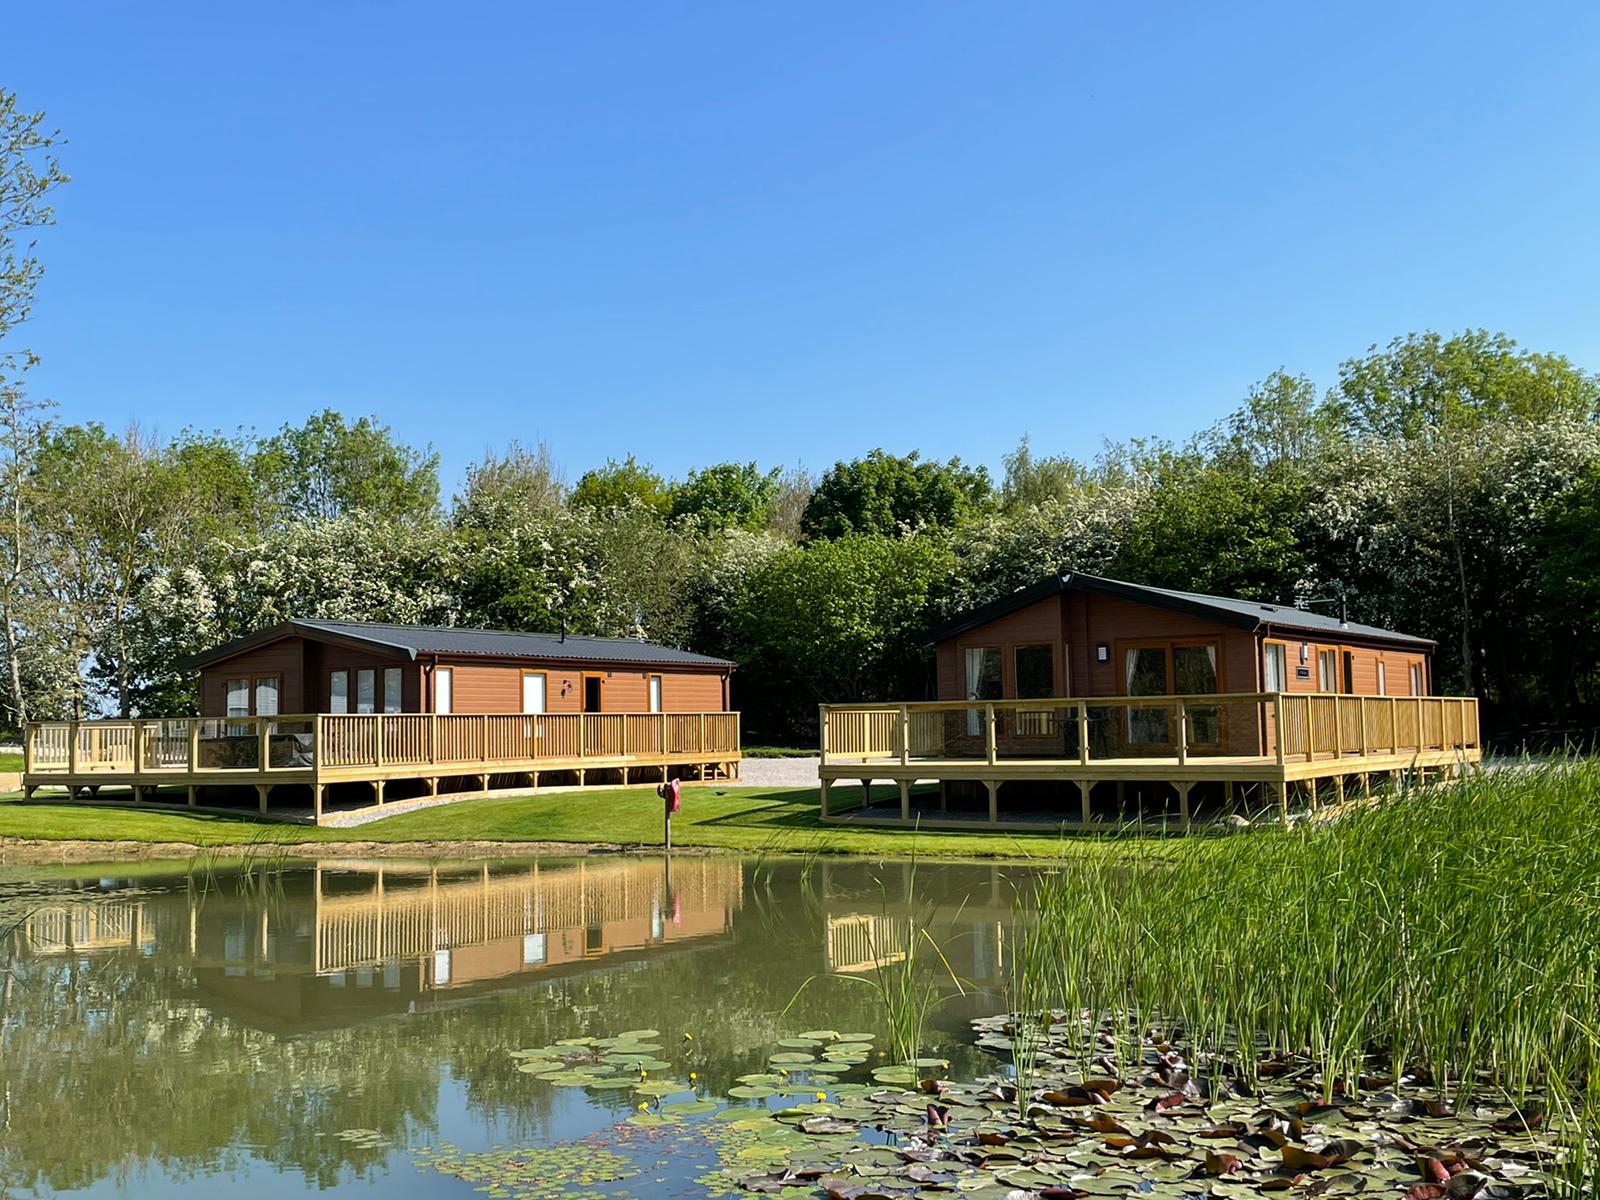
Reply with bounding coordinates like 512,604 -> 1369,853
8,2 -> 1600,493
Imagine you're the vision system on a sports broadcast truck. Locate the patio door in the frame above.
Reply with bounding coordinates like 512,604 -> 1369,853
1124,647 -> 1170,745
1122,640 -> 1221,748
964,647 -> 1001,736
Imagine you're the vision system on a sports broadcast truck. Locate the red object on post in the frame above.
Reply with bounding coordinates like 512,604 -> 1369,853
659,777 -> 681,813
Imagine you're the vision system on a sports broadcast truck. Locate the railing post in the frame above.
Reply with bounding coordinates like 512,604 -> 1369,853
660,711 -> 668,756
1176,699 -> 1188,766
376,714 -> 386,769
68,719 -> 80,776
1389,698 -> 1397,754
1077,700 -> 1089,766
188,718 -> 201,773
257,717 -> 271,772
819,706 -> 829,767
984,703 -> 997,766
699,712 -> 706,754
1304,696 -> 1314,763
430,713 -> 438,765
22,722 -> 32,775
578,712 -> 586,758
1332,696 -> 1342,759
1415,696 -> 1423,751
621,714 -> 629,759
1274,695 -> 1286,765
898,704 -> 910,766
1359,697 -> 1370,756
481,712 -> 490,762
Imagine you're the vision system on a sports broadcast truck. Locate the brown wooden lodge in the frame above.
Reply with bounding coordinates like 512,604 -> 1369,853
23,620 -> 742,822
818,572 -> 1480,828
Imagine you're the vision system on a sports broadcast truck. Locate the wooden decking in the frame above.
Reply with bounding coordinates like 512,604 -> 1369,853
23,711 -> 742,823
818,692 -> 1479,828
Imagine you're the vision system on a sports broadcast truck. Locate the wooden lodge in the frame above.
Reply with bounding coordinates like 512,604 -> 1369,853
23,620 -> 742,822
818,572 -> 1480,828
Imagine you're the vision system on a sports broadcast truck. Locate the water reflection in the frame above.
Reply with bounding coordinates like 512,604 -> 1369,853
0,854 -> 1029,1197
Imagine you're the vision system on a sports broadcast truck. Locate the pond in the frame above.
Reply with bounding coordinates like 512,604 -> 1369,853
0,853 -> 1026,1198
0,852 -> 1560,1199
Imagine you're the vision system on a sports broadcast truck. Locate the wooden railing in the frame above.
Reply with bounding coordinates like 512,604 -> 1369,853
819,693 -> 1479,768
24,711 -> 742,777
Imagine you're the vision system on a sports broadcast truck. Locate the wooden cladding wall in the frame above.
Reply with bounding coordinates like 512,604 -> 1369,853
934,591 -> 1433,704
435,659 -> 726,714
200,638 -> 307,715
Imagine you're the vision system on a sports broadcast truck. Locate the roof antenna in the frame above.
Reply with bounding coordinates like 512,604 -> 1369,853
559,614 -> 567,643
1301,583 -> 1349,629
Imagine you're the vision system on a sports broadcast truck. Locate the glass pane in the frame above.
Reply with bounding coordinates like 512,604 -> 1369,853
435,669 -> 453,714
1124,647 -> 1168,696
356,669 -> 376,714
1264,645 -> 1285,691
254,677 -> 279,717
1173,645 -> 1217,694
1014,645 -> 1053,699
523,673 -> 547,714
1377,663 -> 1386,695
383,668 -> 402,713
648,676 -> 662,713
329,671 -> 348,714
225,679 -> 250,718
965,647 -> 1002,736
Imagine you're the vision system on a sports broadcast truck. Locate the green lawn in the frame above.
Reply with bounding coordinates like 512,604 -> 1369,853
0,752 -> 22,771
0,783 -> 1199,860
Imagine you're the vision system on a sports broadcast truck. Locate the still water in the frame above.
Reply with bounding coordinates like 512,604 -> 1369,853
0,853 -> 1032,1198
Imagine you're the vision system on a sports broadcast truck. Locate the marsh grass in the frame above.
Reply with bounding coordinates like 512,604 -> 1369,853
1024,756 -> 1600,1194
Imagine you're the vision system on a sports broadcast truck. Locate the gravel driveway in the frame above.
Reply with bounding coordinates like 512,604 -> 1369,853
738,755 -> 821,788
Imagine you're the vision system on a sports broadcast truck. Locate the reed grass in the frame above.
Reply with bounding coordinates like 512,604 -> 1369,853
1021,756 -> 1600,1194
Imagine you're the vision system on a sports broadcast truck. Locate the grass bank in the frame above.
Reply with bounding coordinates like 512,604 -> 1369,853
1016,757 -> 1600,1193
0,783 -> 1193,860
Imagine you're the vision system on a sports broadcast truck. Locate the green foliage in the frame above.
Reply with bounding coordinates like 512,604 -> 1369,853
1537,468 -> 1600,714
726,535 -> 955,737
669,461 -> 780,532
569,454 -> 670,516
999,435 -> 1089,511
801,450 -> 992,538
255,409 -> 440,525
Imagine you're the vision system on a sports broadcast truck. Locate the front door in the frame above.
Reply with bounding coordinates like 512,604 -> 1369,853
582,674 -> 604,713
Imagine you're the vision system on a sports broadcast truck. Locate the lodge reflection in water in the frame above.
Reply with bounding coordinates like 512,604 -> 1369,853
19,856 -> 747,1027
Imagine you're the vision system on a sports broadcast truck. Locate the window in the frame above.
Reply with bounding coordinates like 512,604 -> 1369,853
355,669 -> 376,714
1377,662 -> 1387,696
434,667 -> 453,714
1124,646 -> 1170,745
648,674 -> 663,713
523,933 -> 547,966
522,671 -> 547,714
582,674 -> 604,713
964,647 -> 1002,735
1343,651 -> 1355,694
225,678 -> 250,718
383,667 -> 402,714
1410,662 -> 1424,696
1264,643 -> 1287,692
1013,645 -> 1054,699
254,676 -> 280,716
1173,644 -> 1219,743
329,670 -> 349,714
1317,648 -> 1338,693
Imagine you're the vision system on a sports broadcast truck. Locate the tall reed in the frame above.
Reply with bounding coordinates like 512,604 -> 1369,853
1024,757 -> 1600,1194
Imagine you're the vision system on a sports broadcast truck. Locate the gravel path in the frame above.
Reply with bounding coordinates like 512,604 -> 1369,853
737,755 -> 821,788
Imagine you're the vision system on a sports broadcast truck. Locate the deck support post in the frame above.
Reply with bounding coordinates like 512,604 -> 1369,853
859,779 -> 872,810
428,775 -> 439,797
1076,779 -> 1091,825
1115,780 -> 1126,816
1275,781 -> 1289,827
1223,779 -> 1235,813
1333,775 -> 1346,806
1176,781 -> 1191,827
1360,772 -> 1371,796
898,779 -> 910,821
313,784 -> 324,821
985,779 -> 999,825
819,776 -> 831,818
622,766 -> 630,785
131,783 -> 143,804
256,783 -> 269,814
937,779 -> 948,812
1306,779 -> 1320,813
480,773 -> 491,791
374,779 -> 386,806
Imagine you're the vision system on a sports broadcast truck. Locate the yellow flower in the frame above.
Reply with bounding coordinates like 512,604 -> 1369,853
682,1032 -> 693,1040
814,1090 -> 827,1102
637,1103 -> 647,1112
689,1072 -> 698,1081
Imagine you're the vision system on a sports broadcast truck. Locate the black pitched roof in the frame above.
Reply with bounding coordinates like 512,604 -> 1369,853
180,619 -> 736,671
928,572 -> 1434,649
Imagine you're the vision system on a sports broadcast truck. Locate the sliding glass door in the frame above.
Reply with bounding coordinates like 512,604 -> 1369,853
964,647 -> 1002,736
1122,639 -> 1222,748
